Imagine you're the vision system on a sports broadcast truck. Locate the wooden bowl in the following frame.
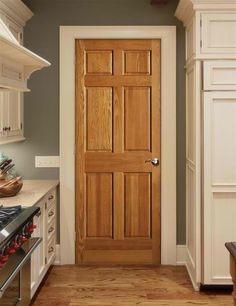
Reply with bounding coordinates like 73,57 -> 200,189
0,178 -> 23,198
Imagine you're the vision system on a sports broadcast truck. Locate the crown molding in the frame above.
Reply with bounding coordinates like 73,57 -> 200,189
175,0 -> 194,26
192,0 -> 236,10
176,0 -> 236,25
0,0 -> 33,26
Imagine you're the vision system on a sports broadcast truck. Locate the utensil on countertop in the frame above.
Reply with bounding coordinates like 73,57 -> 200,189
0,159 -> 8,169
0,159 -> 12,171
1,164 -> 15,175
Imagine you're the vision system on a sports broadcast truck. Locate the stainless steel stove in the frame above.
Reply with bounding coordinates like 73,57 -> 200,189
0,205 -> 41,306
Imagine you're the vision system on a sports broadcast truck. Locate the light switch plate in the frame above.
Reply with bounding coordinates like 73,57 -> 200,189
35,156 -> 60,168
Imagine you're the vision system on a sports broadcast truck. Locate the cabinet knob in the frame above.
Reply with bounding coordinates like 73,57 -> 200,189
48,246 -> 54,254
48,227 -> 54,234
48,211 -> 54,217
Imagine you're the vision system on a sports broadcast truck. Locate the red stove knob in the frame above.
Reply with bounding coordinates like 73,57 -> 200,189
28,227 -> 34,234
1,255 -> 9,262
26,224 -> 37,234
7,247 -> 16,255
19,235 -> 27,243
12,242 -> 20,250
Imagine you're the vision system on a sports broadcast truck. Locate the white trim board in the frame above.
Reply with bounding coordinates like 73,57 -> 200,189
176,245 -> 187,266
60,26 -> 177,265
54,244 -> 61,265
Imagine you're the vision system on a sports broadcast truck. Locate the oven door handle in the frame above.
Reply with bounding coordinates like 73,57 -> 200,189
0,237 -> 42,297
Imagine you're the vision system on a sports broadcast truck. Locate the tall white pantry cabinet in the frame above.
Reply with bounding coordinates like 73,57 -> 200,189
176,0 -> 236,289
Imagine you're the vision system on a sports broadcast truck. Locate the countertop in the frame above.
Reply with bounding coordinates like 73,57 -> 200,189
0,180 -> 59,207
225,242 -> 236,259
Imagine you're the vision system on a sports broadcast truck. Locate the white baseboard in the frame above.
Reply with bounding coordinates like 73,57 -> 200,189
54,244 -> 61,265
176,245 -> 187,265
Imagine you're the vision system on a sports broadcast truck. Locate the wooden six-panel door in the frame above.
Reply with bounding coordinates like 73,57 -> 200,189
75,39 -> 161,264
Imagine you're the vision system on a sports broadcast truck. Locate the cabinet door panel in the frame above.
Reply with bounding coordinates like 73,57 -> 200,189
203,91 -> 236,285
201,13 -> 236,54
8,92 -> 22,137
204,61 -> 236,91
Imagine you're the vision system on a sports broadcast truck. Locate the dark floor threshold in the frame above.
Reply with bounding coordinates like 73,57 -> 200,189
200,284 -> 233,292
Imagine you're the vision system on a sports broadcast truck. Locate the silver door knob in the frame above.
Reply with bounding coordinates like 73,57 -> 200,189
145,158 -> 160,166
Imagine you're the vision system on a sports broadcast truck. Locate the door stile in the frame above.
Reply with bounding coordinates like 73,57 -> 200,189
151,40 -> 161,263
75,40 -> 86,264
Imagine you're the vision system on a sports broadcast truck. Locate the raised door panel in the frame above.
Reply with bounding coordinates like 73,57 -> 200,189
124,51 -> 151,75
86,51 -> 113,75
86,173 -> 113,238
124,87 -> 151,151
86,87 -> 113,151
211,194 -> 236,281
76,39 -> 161,265
8,91 -> 23,138
201,13 -> 236,55
211,96 -> 236,185
125,173 -> 151,238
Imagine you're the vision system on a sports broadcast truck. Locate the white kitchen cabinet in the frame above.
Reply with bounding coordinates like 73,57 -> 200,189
0,1 -> 26,145
176,0 -> 236,289
0,91 -> 24,144
201,13 -> 236,55
203,91 -> 236,285
204,61 -> 236,91
31,187 -> 57,298
0,0 -> 50,145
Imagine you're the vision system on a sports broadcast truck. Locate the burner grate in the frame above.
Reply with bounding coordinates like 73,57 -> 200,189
0,205 -> 22,230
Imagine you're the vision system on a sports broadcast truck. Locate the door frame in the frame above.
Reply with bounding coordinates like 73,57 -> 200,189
60,26 -> 176,265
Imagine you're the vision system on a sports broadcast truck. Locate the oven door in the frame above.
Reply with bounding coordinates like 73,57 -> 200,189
0,238 -> 42,306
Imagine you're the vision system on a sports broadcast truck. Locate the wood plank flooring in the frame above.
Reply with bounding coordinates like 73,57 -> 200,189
31,265 -> 233,306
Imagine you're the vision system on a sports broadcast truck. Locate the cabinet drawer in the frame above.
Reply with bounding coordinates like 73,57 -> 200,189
204,61 -> 236,91
47,237 -> 56,265
47,203 -> 56,224
201,13 -> 236,55
47,218 -> 56,242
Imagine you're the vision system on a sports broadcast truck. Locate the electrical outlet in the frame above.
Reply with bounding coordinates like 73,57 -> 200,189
35,156 -> 60,168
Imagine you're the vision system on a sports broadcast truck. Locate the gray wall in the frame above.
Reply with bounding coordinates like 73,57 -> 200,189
1,0 -> 186,244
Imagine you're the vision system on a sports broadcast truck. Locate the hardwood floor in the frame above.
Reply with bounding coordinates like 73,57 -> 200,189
31,265 -> 233,306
